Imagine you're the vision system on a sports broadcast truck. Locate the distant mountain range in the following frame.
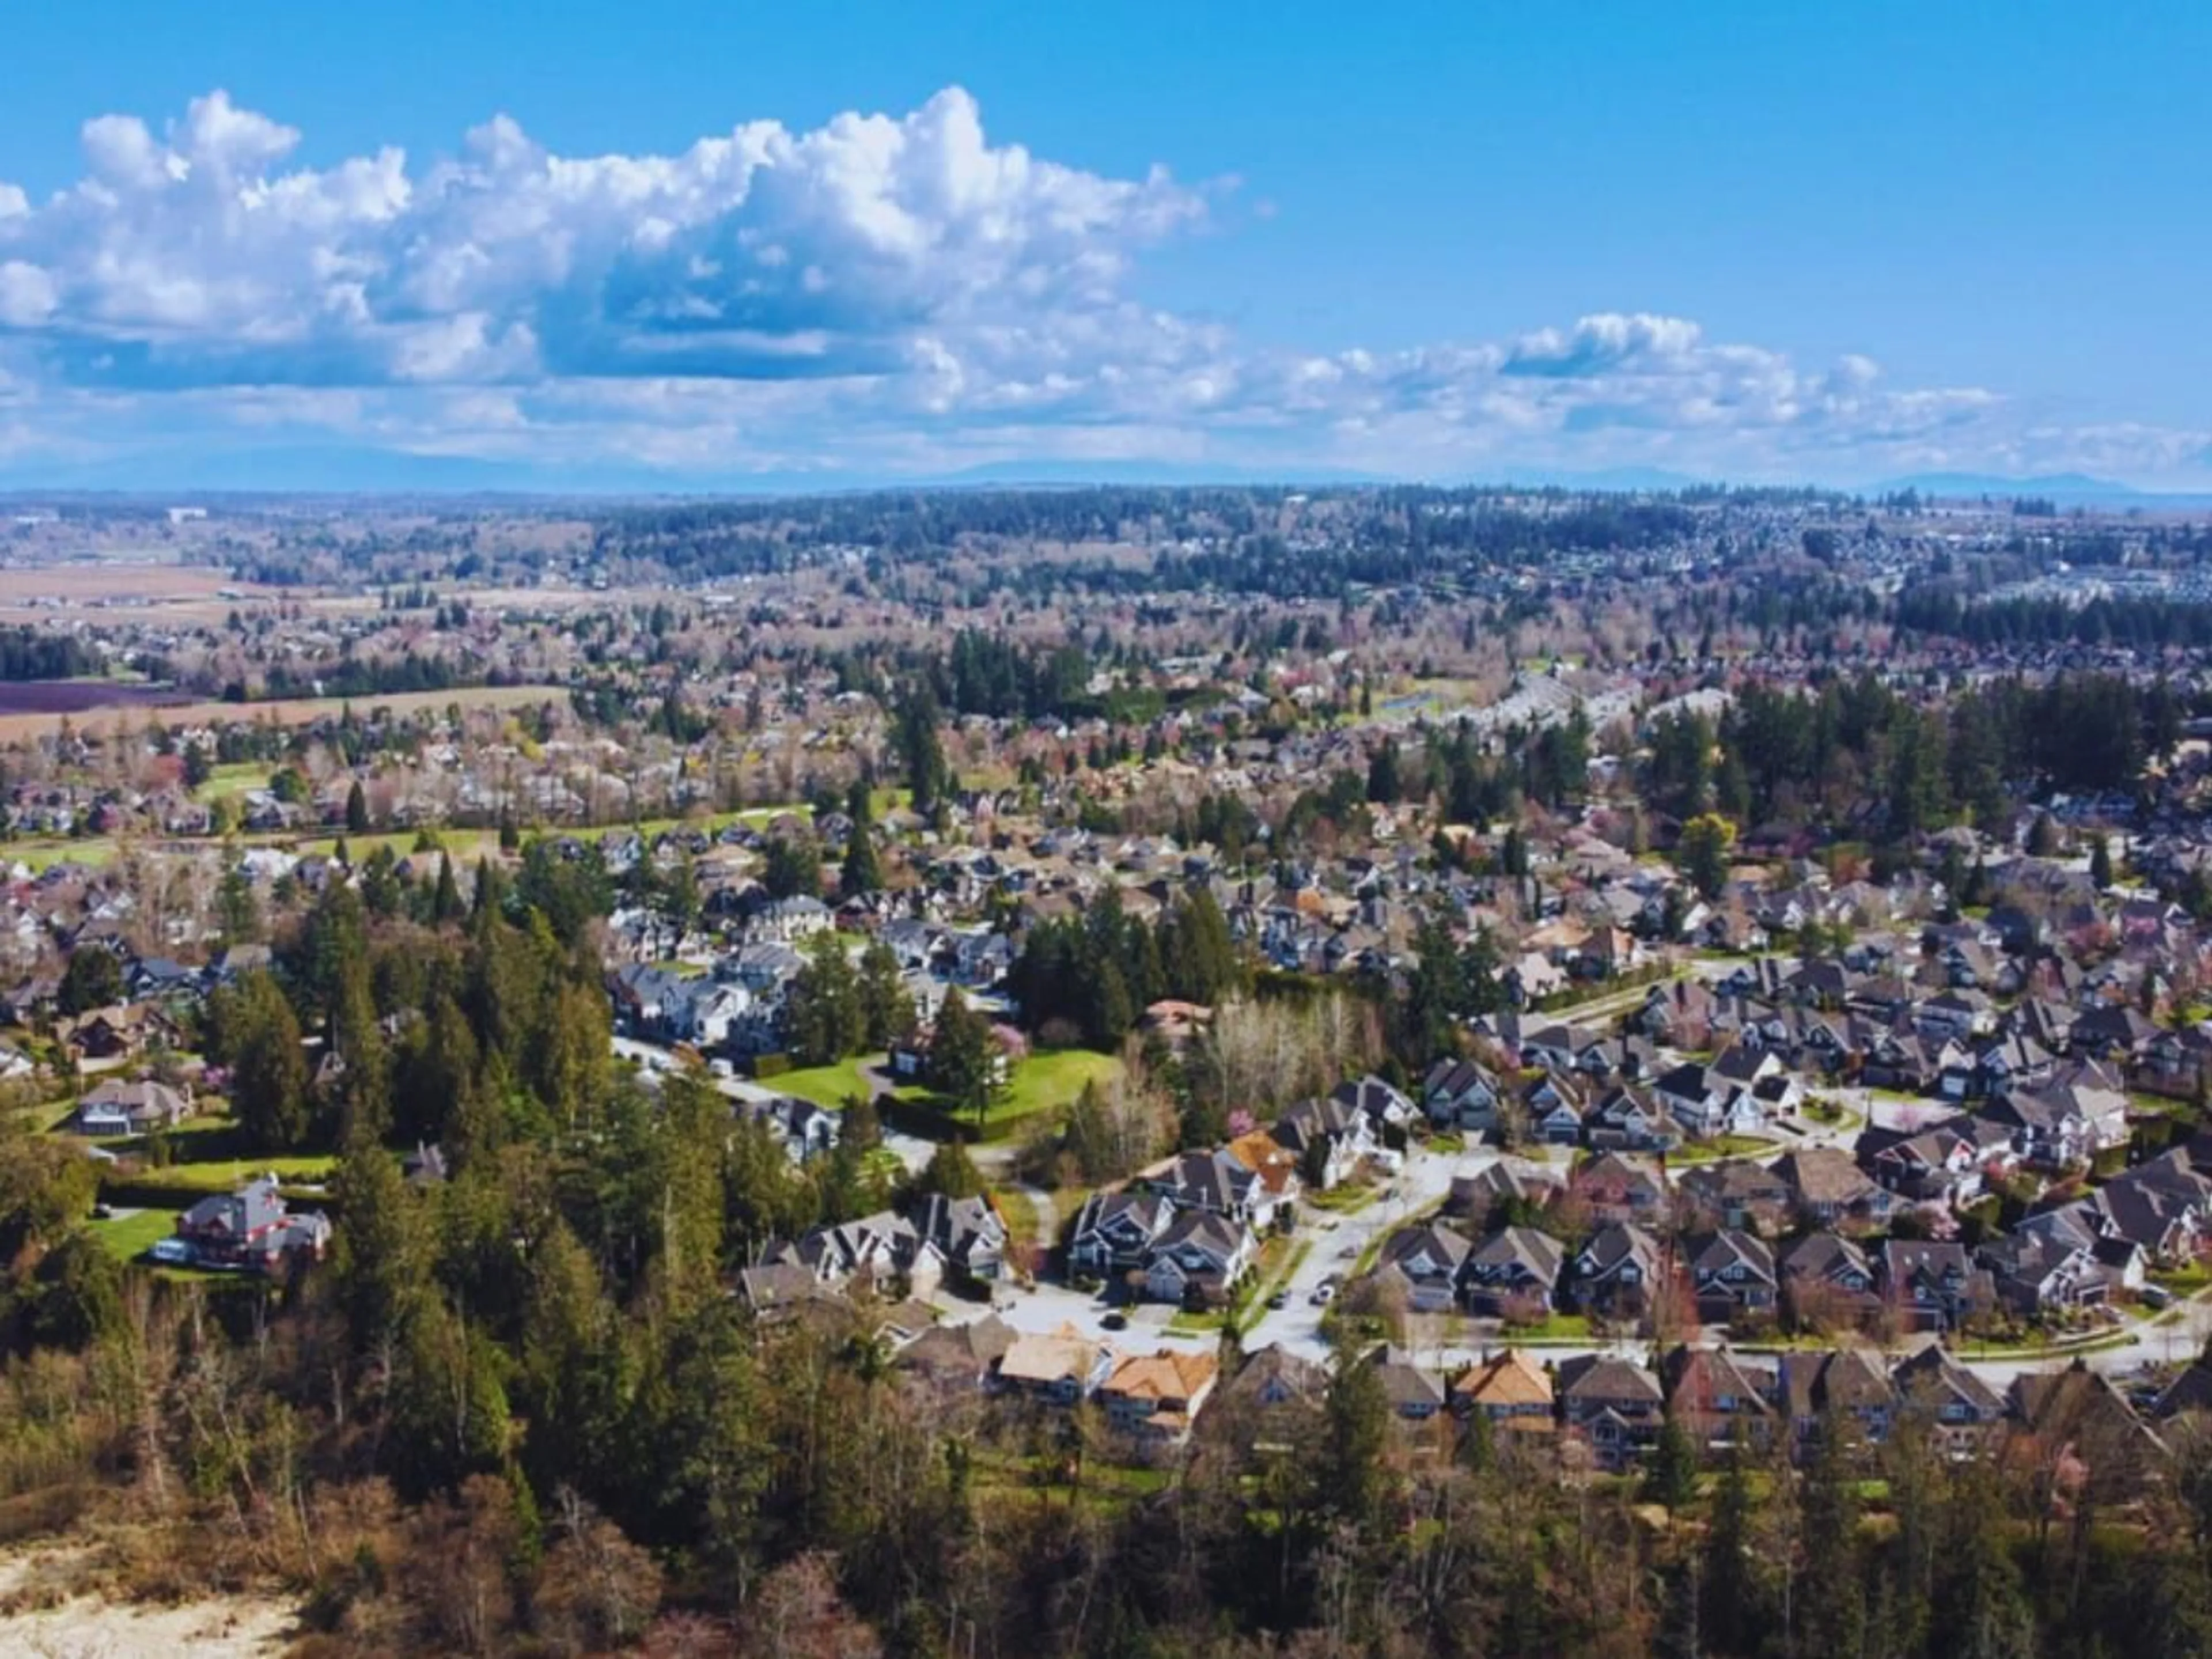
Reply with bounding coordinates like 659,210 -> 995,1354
1873,471 -> 2212,508
4,448 -> 2210,507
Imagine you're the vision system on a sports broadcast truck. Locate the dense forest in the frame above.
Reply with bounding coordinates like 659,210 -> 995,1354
0,626 -> 101,681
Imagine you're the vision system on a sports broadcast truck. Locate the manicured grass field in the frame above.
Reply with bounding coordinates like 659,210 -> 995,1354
1668,1133 -> 1778,1165
1501,1312 -> 1595,1342
89,1207 -> 180,1263
768,1055 -> 887,1110
993,1050 -> 1122,1127
106,1154 -> 338,1197
764,1048 -> 1123,1141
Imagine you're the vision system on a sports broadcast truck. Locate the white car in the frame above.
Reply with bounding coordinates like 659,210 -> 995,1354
1309,1283 -> 1336,1306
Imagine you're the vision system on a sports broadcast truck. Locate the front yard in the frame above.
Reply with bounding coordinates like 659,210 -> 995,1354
1668,1133 -> 1779,1165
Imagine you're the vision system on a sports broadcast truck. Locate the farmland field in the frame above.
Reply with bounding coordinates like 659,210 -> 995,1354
0,682 -> 569,743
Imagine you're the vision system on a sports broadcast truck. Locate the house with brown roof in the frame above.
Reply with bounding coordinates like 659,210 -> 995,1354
1222,1343 -> 1327,1414
1780,1232 -> 1880,1331
1100,1349 -> 1220,1444
995,1326 -> 1115,1405
1891,1343 -> 2005,1457
1772,1146 -> 1892,1228
1660,1344 -> 1775,1449
1571,1152 -> 1668,1225
898,1314 -> 1017,1392
1449,1349 -> 1555,1432
1770,1349 -> 1896,1447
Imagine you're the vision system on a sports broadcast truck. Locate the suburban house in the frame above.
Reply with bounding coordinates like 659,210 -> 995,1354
1222,1344 -> 1327,1413
1270,1096 -> 1376,1190
1891,1344 -> 2006,1456
1653,1062 -> 1762,1140
1571,1223 -> 1666,1317
74,1077 -> 192,1135
1571,1153 -> 1668,1225
1422,1056 -> 1502,1132
995,1327 -> 1115,1404
1376,1221 -> 1475,1314
1558,1355 -> 1665,1468
1780,1232 -> 1880,1329
895,1315 -> 1016,1393
1660,1344 -> 1776,1448
1449,1349 -> 1555,1432
1139,1149 -> 1286,1229
1448,1159 -> 1564,1225
1687,1230 -> 1779,1324
1771,1147 -> 1891,1228
1771,1347 -> 1897,1445
910,1194 -> 1009,1285
1142,1210 -> 1256,1307
1370,1347 -> 1449,1421
1463,1226 -> 1567,1315
1982,1075 -> 2131,1171
1976,1233 -> 2108,1317
747,1093 -> 842,1164
1880,1240 -> 1993,1334
1330,1074 -> 1421,1138
1678,1158 -> 1794,1233
1584,1086 -> 1680,1152
1065,1191 -> 1175,1278
174,1176 -> 331,1274
1099,1350 -> 1221,1444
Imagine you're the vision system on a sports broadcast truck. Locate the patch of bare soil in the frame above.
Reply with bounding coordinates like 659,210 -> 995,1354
0,1547 -> 297,1658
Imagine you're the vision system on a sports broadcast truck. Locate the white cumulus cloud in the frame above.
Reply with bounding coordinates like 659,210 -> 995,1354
0,88 -> 2202,487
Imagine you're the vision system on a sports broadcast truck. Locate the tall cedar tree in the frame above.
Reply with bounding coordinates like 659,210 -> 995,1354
927,987 -> 998,1128
225,968 -> 312,1149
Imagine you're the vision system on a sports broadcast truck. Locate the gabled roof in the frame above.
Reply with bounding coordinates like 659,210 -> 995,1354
1892,1342 -> 2004,1420
1689,1229 -> 1776,1286
1558,1354 -> 1662,1406
1451,1348 -> 1554,1411
1781,1230 -> 1872,1286
1468,1225 -> 1565,1286
1104,1348 -> 1219,1405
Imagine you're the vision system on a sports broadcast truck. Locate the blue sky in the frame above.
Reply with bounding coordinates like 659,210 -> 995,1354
1,1 -> 2206,490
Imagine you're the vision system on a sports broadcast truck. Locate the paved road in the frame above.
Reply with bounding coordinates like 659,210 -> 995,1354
1238,1147 -> 1493,1363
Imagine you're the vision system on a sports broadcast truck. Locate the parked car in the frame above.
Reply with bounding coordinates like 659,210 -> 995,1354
1101,1312 -> 1128,1331
1266,1290 -> 1289,1310
1309,1283 -> 1336,1306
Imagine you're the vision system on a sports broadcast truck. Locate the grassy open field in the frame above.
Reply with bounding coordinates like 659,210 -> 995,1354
89,1207 -> 181,1263
765,1048 -> 1123,1141
767,1055 -> 887,1110
105,1155 -> 338,1196
0,683 -> 568,744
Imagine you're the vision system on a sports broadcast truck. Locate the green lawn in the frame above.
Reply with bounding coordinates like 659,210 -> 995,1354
1306,1180 -> 1382,1215
1501,1312 -> 1595,1342
105,1154 -> 337,1198
1669,1134 -> 1779,1165
89,1207 -> 181,1262
766,1055 -> 884,1109
995,1050 -> 1122,1126
764,1048 -> 1121,1141
1,839 -> 121,871
196,762 -> 267,801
